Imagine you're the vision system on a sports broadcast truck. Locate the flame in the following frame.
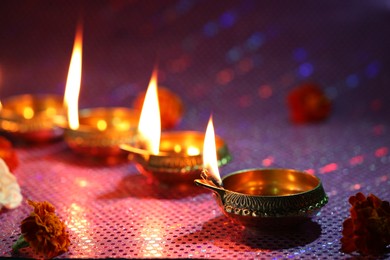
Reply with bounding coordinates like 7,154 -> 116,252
64,25 -> 83,130
138,69 -> 161,155
203,116 -> 222,185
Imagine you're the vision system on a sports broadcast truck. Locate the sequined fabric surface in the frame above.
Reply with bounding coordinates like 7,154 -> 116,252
1,1 -> 390,259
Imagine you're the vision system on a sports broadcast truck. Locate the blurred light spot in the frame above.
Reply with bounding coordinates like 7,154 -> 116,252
298,62 -> 313,77
353,183 -> 361,190
371,99 -> 382,111
97,120 -> 107,131
238,95 -> 252,108
216,69 -> 234,85
262,156 -> 274,167
78,179 -> 88,187
23,107 -> 34,119
203,22 -> 219,37
325,86 -> 338,99
346,74 -> 359,88
258,85 -> 272,99
226,47 -> 241,63
293,48 -> 307,62
237,57 -> 254,73
219,11 -> 236,28
365,60 -> 381,78
350,155 -> 364,166
305,169 -> 315,175
246,32 -> 264,51
372,124 -> 385,135
375,147 -> 388,157
319,163 -> 338,174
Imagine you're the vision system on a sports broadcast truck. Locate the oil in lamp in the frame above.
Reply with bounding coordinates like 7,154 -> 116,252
195,117 -> 328,228
120,71 -> 231,183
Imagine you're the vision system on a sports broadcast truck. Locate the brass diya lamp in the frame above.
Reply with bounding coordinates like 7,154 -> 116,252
195,168 -> 328,228
121,131 -> 231,183
58,107 -> 139,157
0,94 -> 65,141
58,24 -> 139,157
120,70 -> 231,183
194,118 -> 328,228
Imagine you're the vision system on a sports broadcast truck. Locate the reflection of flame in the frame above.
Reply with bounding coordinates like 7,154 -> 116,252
203,116 -> 222,185
66,203 -> 94,255
64,25 -> 83,130
173,145 -> 200,156
23,107 -> 34,119
97,119 -> 107,131
138,69 -> 161,155
186,146 -> 200,156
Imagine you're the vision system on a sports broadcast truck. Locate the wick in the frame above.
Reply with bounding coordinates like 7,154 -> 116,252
201,169 -> 223,188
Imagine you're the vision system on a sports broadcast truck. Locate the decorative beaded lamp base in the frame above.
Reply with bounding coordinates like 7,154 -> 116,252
195,168 -> 328,228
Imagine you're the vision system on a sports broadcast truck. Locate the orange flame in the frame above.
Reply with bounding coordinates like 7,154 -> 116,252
138,69 -> 161,155
64,25 -> 83,130
203,116 -> 222,185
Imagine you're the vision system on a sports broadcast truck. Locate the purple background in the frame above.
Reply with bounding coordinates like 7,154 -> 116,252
1,0 -> 390,258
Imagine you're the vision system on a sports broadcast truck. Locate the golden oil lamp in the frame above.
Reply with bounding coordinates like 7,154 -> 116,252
57,25 -> 139,157
0,94 -> 65,142
120,70 -> 231,183
194,117 -> 328,229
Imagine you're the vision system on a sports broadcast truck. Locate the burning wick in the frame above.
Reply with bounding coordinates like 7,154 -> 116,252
202,115 -> 223,187
200,169 -> 223,188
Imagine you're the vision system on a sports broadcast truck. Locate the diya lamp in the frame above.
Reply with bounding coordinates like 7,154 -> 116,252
195,117 -> 328,228
120,71 -> 231,183
0,94 -> 64,142
57,25 -> 139,157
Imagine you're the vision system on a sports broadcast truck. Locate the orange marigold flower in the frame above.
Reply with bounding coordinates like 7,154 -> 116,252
133,87 -> 184,129
0,136 -> 18,172
12,200 -> 70,258
287,83 -> 331,124
341,192 -> 390,255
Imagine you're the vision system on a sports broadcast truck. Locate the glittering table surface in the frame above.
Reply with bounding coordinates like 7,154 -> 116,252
1,0 -> 390,259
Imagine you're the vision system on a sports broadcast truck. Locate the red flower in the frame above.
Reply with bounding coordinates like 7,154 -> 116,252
0,136 -> 18,172
12,200 -> 70,258
133,87 -> 184,129
341,192 -> 390,255
287,83 -> 331,123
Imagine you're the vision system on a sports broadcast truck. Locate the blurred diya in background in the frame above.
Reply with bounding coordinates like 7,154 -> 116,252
121,69 -> 231,183
195,117 -> 328,229
56,25 -> 139,158
0,94 -> 64,142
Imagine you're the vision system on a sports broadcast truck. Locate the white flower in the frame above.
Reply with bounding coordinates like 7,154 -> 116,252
0,158 -> 22,209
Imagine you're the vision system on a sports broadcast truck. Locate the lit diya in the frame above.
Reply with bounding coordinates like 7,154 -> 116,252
195,117 -> 328,228
120,70 -> 231,183
0,94 -> 64,142
57,25 -> 138,157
